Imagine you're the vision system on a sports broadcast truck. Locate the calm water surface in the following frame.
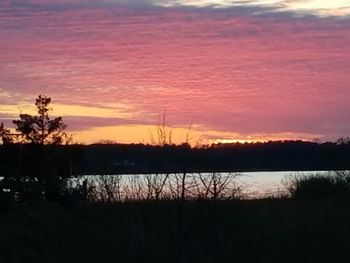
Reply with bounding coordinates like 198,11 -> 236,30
77,171 -> 332,199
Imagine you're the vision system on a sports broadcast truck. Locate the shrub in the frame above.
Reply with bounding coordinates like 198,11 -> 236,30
285,171 -> 350,200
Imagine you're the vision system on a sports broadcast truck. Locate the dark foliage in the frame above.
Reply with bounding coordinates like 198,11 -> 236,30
0,123 -> 14,145
286,171 -> 350,200
12,95 -> 68,145
11,140 -> 348,175
1,199 -> 350,263
0,95 -> 71,202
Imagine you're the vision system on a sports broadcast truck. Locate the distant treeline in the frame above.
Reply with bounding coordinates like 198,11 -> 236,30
2,140 -> 350,176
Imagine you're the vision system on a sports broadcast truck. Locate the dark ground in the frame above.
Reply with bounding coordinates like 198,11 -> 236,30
1,198 -> 350,263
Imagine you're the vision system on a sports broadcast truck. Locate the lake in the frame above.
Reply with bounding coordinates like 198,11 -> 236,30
71,170 -> 334,200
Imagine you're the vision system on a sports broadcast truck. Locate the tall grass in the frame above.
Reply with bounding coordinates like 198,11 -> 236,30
285,171 -> 350,199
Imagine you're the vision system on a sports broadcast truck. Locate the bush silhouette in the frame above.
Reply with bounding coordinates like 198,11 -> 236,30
286,171 -> 350,200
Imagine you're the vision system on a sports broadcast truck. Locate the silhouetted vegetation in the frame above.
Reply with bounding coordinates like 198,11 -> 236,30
2,96 -> 350,262
285,171 -> 350,200
2,139 -> 350,203
12,95 -> 70,145
1,198 -> 350,263
0,95 -> 71,202
21,140 -> 349,175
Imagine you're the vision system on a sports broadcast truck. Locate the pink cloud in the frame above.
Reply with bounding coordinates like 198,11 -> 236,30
1,1 -> 350,141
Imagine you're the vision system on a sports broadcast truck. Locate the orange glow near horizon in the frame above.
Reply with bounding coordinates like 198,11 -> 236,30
1,1 -> 350,143
70,125 -> 323,146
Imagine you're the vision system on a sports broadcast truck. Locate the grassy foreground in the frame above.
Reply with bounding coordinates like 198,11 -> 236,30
1,198 -> 350,263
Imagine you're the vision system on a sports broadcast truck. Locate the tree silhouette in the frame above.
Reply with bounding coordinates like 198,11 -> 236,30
13,95 -> 69,145
0,95 -> 71,201
0,122 -> 13,145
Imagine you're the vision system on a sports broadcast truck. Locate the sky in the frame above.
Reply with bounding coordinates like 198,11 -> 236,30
1,0 -> 350,144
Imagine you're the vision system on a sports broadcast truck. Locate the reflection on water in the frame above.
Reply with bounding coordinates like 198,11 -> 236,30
70,171 -> 331,199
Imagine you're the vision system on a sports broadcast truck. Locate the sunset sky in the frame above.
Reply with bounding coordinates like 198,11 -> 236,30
1,0 -> 350,144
